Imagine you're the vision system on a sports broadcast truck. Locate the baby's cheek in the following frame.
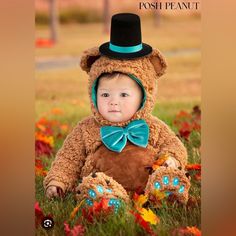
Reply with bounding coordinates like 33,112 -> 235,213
123,106 -> 136,119
97,99 -> 106,112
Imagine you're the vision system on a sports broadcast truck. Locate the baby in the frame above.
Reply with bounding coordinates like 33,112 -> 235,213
46,72 -> 182,198
44,13 -> 190,204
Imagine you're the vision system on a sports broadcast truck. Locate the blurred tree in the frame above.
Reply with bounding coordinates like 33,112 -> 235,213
103,0 -> 110,33
49,0 -> 59,42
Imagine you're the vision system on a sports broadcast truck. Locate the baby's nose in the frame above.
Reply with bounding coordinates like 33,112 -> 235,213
109,98 -> 119,106
110,101 -> 118,106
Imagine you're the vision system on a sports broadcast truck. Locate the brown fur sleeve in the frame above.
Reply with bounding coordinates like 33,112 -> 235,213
155,119 -> 188,169
43,124 -> 86,193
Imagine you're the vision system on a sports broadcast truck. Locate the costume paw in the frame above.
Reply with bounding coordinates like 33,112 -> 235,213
75,172 -> 129,211
145,166 -> 190,204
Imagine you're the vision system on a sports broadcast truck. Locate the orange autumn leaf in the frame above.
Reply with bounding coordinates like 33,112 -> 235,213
35,159 -> 48,176
130,210 -> 156,236
186,226 -> 201,236
35,166 -> 47,177
194,172 -> 201,181
51,108 -> 63,115
37,117 -> 48,125
172,226 -> 201,236
186,164 -> 201,171
35,132 -> 54,147
152,189 -> 167,201
82,198 -> 113,223
176,110 -> 192,119
133,193 -> 148,209
64,221 -> 85,236
60,124 -> 69,132
36,123 -> 46,132
138,208 -> 160,225
35,38 -> 55,48
152,154 -> 169,170
70,200 -> 85,220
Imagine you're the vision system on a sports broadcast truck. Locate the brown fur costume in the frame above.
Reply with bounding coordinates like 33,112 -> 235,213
43,47 -> 190,204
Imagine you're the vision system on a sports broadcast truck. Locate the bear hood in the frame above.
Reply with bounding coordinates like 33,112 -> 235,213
80,46 -> 167,127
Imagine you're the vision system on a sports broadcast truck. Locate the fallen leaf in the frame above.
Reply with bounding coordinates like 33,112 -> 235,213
35,132 -> 54,147
172,226 -> 201,236
35,159 -> 47,176
186,164 -> 201,171
64,222 -> 85,236
194,172 -> 201,181
152,154 -> 169,170
35,140 -> 53,157
176,110 -> 192,119
152,189 -> 167,201
70,200 -> 85,220
133,193 -> 148,209
51,108 -> 63,115
60,124 -> 69,132
186,226 -> 201,236
82,198 -> 113,223
138,208 -> 160,225
35,38 -> 55,48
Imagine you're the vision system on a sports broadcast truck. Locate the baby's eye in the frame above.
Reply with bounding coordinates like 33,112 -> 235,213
101,93 -> 109,97
120,93 -> 129,97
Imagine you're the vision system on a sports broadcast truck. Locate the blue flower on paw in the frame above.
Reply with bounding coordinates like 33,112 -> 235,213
152,175 -> 185,197
154,181 -> 161,189
88,189 -> 96,199
108,198 -> 121,213
178,185 -> 185,193
108,198 -> 120,206
96,185 -> 104,193
173,177 -> 179,186
163,176 -> 169,185
85,198 -> 93,206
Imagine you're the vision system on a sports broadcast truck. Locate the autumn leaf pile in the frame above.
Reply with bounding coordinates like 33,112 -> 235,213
35,108 -> 70,177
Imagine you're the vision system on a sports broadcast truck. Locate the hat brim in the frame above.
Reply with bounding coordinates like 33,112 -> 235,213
99,42 -> 152,59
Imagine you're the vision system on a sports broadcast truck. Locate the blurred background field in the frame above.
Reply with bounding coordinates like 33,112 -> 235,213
35,17 -> 201,123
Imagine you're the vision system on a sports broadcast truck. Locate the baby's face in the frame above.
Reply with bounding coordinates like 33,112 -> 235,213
97,74 -> 142,123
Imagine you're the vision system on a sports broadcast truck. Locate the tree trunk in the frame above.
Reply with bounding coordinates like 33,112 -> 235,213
103,0 -> 110,34
49,0 -> 59,42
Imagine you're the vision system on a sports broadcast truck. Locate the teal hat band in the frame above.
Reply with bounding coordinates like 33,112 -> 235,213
91,74 -> 146,110
109,43 -> 143,53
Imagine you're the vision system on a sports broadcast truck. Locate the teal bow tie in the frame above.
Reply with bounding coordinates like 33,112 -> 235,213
100,119 -> 149,153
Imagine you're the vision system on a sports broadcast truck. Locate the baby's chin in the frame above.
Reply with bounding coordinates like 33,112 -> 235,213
102,113 -> 132,123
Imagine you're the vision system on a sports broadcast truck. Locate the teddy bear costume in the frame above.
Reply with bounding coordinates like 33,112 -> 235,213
43,13 -> 190,206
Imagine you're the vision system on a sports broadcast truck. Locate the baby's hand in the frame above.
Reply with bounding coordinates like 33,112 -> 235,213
45,186 -> 64,199
163,156 -> 180,169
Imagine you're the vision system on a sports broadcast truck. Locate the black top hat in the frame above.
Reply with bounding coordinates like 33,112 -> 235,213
99,13 -> 152,59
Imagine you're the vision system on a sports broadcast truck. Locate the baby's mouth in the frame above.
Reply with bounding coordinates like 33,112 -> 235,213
108,110 -> 121,113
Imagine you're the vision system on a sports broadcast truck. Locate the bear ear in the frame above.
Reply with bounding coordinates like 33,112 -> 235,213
148,48 -> 167,77
80,47 -> 101,73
